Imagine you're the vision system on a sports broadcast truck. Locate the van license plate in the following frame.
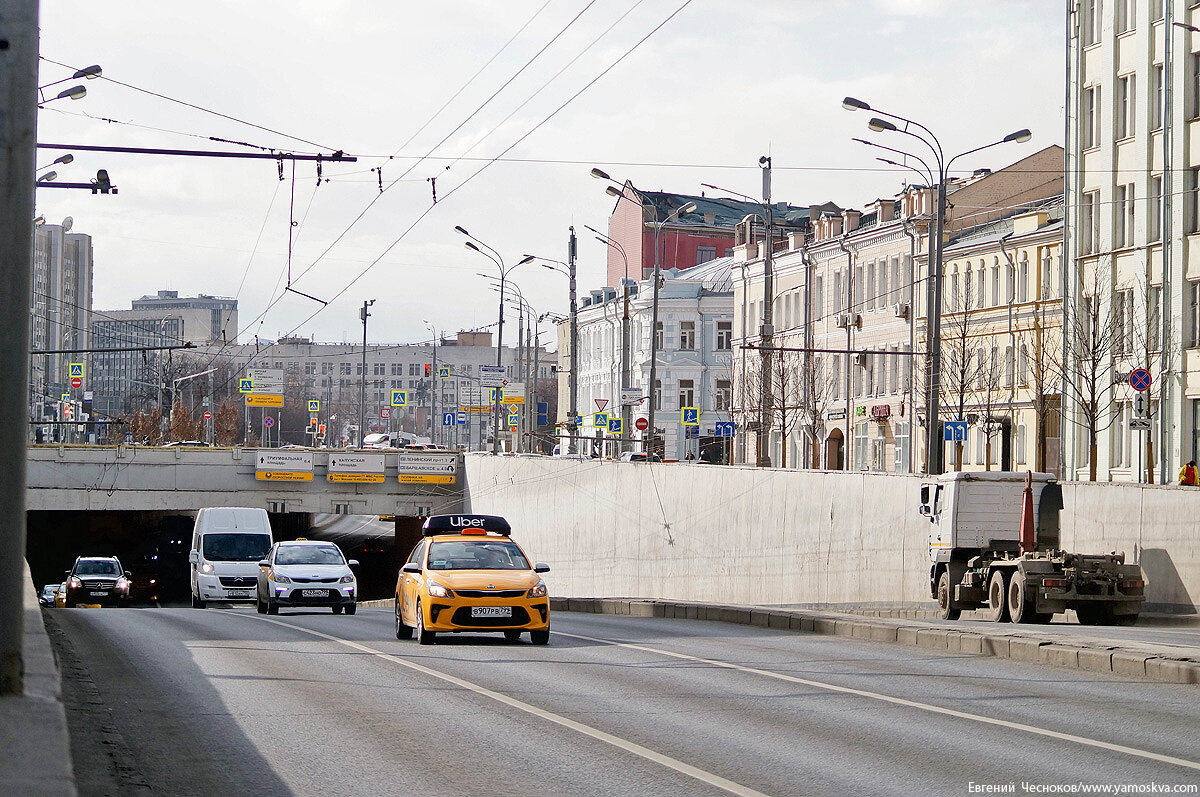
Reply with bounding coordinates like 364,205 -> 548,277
471,606 -> 512,618
89,591 -> 107,596
301,589 -> 326,598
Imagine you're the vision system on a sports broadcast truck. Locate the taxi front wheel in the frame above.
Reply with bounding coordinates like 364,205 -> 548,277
530,627 -> 549,645
395,597 -> 413,639
415,600 -> 437,645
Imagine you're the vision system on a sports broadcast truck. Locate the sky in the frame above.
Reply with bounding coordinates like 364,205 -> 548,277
36,0 -> 1067,349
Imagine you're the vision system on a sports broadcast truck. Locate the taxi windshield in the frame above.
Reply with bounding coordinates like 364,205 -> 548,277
276,545 -> 345,565
427,540 -> 529,571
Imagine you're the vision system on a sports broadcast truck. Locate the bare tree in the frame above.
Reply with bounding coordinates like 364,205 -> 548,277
973,345 -> 1005,471
1048,258 -> 1121,481
932,273 -> 986,470
798,352 -> 835,469
1020,296 -> 1063,475
770,348 -> 805,469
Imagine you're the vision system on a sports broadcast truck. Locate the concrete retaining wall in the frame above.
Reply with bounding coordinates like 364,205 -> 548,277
463,457 -> 1198,612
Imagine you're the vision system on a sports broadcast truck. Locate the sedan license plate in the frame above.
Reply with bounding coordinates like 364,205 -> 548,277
471,606 -> 512,618
301,589 -> 327,598
89,591 -> 107,597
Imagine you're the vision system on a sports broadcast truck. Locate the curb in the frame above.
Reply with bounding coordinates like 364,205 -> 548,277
549,597 -> 1200,687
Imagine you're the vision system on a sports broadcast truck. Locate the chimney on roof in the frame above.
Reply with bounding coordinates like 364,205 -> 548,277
843,209 -> 862,233
809,204 -> 823,222
973,168 -> 992,178
876,199 -> 895,223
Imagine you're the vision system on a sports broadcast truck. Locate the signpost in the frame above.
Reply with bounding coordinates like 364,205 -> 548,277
438,366 -> 450,379
380,406 -> 391,419
308,399 -> 320,413
443,412 -> 456,426
203,411 -> 212,421
70,377 -> 82,389
943,420 -> 968,443
391,390 -> 408,407
396,453 -> 458,484
262,415 -> 275,428
327,452 -> 385,483
681,407 -> 699,426
593,412 -> 608,429
254,450 -> 313,481
1130,368 -> 1152,392
594,398 -> 609,412
635,417 -> 649,432
608,417 -> 623,434
246,394 -> 284,408
619,388 -> 642,405
715,421 -> 736,437
69,363 -> 84,378
481,365 -> 506,388
238,379 -> 253,394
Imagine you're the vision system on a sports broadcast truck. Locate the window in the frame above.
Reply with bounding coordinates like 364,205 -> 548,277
1115,183 -> 1135,248
813,275 -> 824,321
950,267 -> 961,311
1019,344 -> 1030,386
715,379 -> 731,411
655,321 -> 664,350
1005,261 -> 1015,304
1191,168 -> 1200,233
1113,403 -> 1129,467
1152,0 -> 1164,20
1149,175 -> 1163,241
853,265 -> 864,309
1018,254 -> 1029,303
678,379 -> 695,410
1152,64 -> 1164,130
1115,0 -> 1135,34
1114,289 -> 1134,355
1149,285 -> 1162,351
832,355 -> 841,400
866,263 -> 877,311
409,363 -> 418,376
1004,346 -> 1014,388
991,264 -> 1001,307
880,263 -> 890,307
680,321 -> 696,350
1042,253 -> 1054,299
696,245 -> 717,264
1116,75 -> 1134,139
894,422 -> 910,473
833,271 -> 844,313
1082,86 -> 1099,150
391,363 -> 402,376
716,321 -> 732,350
1194,53 -> 1200,119
653,379 -> 662,411
964,264 -> 974,310
976,264 -> 986,308
1082,0 -> 1098,45
854,421 -> 869,471
1188,281 -> 1200,348
1082,191 -> 1100,254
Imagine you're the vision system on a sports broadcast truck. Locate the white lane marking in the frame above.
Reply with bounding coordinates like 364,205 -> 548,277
555,630 -> 1200,773
248,615 -> 769,797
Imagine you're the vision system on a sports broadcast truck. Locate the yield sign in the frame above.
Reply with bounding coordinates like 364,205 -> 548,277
594,398 -> 609,411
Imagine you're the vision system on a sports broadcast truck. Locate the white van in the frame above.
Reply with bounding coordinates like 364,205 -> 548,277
189,507 -> 274,608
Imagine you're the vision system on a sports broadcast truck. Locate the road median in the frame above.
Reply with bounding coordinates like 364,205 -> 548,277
551,597 -> 1200,686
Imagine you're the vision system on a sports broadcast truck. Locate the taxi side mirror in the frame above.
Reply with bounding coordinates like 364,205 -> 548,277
534,563 -> 550,573
347,559 -> 360,568
401,563 -> 422,574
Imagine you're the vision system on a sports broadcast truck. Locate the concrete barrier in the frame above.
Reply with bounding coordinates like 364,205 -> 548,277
463,457 -> 1199,612
0,565 -> 76,796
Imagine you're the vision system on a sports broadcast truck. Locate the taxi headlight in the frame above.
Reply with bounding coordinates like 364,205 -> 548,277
338,574 -> 355,584
527,580 -> 548,598
426,581 -> 454,599
272,572 -> 292,584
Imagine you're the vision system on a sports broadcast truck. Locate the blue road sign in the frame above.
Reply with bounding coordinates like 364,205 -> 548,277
681,406 -> 699,426
438,366 -> 450,379
442,412 -> 455,426
1130,368 -> 1152,392
239,378 -> 253,394
943,420 -> 968,443
684,425 -> 699,439
608,417 -> 623,434
715,421 -> 736,437
391,390 -> 408,407
537,401 -> 548,427
456,411 -> 467,425
308,399 -> 320,413
263,415 -> 275,428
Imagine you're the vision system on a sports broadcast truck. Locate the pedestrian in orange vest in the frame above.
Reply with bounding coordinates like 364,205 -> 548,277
1178,460 -> 1198,486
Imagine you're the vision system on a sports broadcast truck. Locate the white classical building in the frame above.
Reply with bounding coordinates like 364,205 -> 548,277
568,257 -> 734,461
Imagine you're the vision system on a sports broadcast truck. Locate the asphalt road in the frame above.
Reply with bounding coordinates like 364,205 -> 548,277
48,606 -> 1200,797
901,614 -> 1200,653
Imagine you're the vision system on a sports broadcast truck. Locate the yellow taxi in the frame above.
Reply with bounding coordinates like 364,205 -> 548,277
395,514 -> 550,645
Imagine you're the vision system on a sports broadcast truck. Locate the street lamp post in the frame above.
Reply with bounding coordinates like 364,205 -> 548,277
524,242 -> 579,453
585,224 -> 633,453
843,96 -> 1030,474
590,169 -> 695,457
458,226 -> 522,453
359,299 -> 375,447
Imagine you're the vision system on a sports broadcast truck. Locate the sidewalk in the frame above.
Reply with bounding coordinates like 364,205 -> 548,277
552,597 -> 1200,686
0,565 -> 76,796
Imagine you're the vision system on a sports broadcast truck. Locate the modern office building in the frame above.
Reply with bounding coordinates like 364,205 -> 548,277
30,220 -> 93,423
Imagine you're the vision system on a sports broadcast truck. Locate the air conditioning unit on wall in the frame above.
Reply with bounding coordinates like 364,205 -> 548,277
893,302 -> 910,319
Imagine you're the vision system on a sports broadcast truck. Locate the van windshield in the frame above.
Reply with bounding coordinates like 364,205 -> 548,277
202,533 -> 272,562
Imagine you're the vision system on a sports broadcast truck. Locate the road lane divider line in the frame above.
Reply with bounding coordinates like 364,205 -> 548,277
248,615 -> 771,797
555,631 -> 1200,774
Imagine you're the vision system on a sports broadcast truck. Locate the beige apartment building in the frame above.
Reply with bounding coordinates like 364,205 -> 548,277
733,146 -> 1063,473
1066,0 -> 1199,482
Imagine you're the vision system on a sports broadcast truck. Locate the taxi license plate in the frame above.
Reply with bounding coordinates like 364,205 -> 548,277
471,606 -> 512,618
301,589 -> 327,598
89,591 -> 107,596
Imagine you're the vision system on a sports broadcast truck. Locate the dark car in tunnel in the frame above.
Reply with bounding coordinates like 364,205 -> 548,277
63,556 -> 131,607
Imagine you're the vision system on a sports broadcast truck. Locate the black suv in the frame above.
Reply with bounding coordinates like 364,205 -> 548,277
63,557 -> 131,607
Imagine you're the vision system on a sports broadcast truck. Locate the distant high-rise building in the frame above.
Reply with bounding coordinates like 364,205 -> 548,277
30,221 -> 93,423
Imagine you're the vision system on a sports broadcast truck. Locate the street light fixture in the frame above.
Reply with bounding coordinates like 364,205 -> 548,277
36,172 -> 56,183
845,95 -> 1031,474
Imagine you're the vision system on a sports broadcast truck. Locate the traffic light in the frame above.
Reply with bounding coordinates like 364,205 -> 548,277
424,363 -> 431,377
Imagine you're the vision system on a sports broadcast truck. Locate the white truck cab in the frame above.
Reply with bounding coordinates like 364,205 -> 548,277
919,471 -> 1058,564
189,507 -> 274,608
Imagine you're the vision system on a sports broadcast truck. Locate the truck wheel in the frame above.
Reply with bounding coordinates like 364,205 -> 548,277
936,570 -> 961,620
987,570 -> 1010,622
1007,576 -> 1037,624
1075,605 -> 1114,625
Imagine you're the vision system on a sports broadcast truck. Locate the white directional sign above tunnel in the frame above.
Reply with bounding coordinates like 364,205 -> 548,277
327,452 -> 385,484
255,450 -> 313,481
395,453 -> 458,485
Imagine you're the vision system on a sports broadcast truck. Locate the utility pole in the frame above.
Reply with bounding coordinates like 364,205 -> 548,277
0,0 -> 38,695
757,156 -> 775,467
359,299 -> 374,447
568,227 -> 580,453
429,329 -> 438,447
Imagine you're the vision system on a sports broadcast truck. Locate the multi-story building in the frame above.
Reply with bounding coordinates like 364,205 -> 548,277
30,220 -> 93,422
734,146 -> 1063,472
567,256 -> 734,460
90,291 -> 237,418
1065,0 -> 1193,482
603,184 -> 811,287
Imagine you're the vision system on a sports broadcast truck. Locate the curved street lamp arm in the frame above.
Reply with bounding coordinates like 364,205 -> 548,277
852,137 -> 935,184
944,133 -> 1030,174
869,108 -> 945,166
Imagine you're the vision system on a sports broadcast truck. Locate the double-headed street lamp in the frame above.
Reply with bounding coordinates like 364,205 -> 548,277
525,248 -> 580,452
590,168 -> 695,455
458,225 -> 523,453
843,96 -> 1030,475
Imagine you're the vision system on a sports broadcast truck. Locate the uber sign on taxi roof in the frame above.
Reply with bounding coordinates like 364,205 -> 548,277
421,514 -> 512,536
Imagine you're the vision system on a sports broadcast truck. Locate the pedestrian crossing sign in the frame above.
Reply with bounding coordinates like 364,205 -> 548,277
608,417 -> 623,434
593,412 -> 608,429
239,379 -> 253,394
391,390 -> 408,407
438,366 -> 450,379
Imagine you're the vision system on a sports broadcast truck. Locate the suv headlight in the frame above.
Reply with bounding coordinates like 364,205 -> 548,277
426,581 -> 454,598
272,571 -> 291,584
67,576 -> 82,589
527,580 -> 548,598
338,574 -> 355,584
116,577 -> 130,591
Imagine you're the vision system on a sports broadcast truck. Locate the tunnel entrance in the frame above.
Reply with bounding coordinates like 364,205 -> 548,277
27,511 -> 416,604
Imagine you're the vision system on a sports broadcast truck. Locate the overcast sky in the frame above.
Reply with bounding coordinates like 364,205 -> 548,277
36,0 -> 1066,348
